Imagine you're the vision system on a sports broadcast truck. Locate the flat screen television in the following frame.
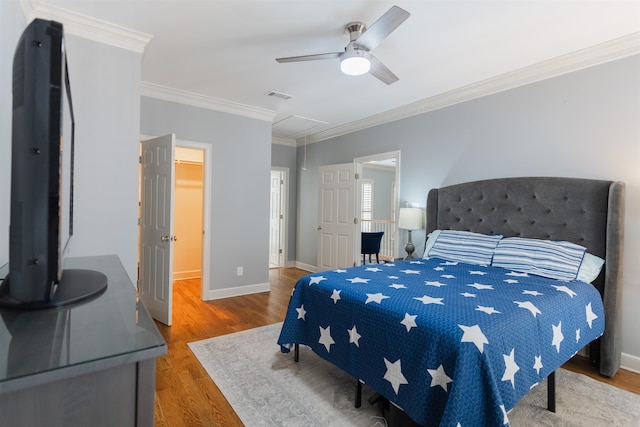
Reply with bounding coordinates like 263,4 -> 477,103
0,19 -> 107,309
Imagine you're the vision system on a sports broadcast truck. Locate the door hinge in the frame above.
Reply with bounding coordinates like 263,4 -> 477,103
355,173 -> 359,179
280,179 -> 284,185
279,249 -> 283,254
137,218 -> 142,226
280,214 -> 283,219
139,155 -> 142,164
354,217 -> 358,224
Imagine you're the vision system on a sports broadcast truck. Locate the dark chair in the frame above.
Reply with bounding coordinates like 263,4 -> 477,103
361,231 -> 384,264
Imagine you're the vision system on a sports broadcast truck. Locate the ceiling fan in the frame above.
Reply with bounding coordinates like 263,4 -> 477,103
276,5 -> 410,85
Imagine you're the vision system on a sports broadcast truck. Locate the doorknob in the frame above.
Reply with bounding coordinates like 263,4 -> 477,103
317,225 -> 322,230
161,235 -> 170,242
171,235 -> 177,241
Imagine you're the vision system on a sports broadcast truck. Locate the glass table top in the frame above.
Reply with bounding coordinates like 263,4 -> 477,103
0,255 -> 166,384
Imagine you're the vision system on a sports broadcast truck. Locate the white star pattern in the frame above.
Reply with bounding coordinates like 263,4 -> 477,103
366,293 -> 390,304
552,322 -> 564,353
501,405 -> 509,425
400,269 -> 420,275
330,289 -> 341,304
427,364 -> 453,392
469,271 -> 487,275
468,283 -> 494,290
425,281 -> 447,287
460,292 -> 477,298
334,269 -> 347,273
476,305 -> 500,315
347,277 -> 370,284
459,324 -> 489,353
384,263 -> 396,267
533,356 -> 543,374
443,261 -> 458,265
318,326 -> 335,352
413,295 -> 444,305
441,274 -> 456,279
576,328 -> 581,343
507,271 -> 529,277
433,267 -> 445,271
389,283 -> 407,289
348,325 -> 361,347
410,261 -> 425,264
553,285 -> 577,298
502,348 -> 520,388
366,267 -> 383,272
308,276 -> 327,285
514,301 -> 542,317
401,313 -> 418,332
523,290 -> 543,296
504,279 -> 519,284
383,358 -> 408,394
388,275 -> 399,279
586,303 -> 598,328
296,305 -> 306,320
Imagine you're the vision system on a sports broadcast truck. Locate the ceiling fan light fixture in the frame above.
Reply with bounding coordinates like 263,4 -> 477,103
340,49 -> 371,76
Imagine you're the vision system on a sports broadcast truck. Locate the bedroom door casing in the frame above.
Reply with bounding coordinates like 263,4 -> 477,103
139,134 -> 175,326
317,163 -> 356,270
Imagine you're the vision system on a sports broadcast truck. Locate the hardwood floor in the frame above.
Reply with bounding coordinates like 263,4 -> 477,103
154,267 -> 640,426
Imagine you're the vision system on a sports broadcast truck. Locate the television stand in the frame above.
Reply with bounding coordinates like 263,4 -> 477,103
0,269 -> 108,310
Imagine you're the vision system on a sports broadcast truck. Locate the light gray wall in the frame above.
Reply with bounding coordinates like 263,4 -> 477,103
295,55 -> 640,360
271,143 -> 297,263
0,6 -> 142,283
0,0 -> 27,269
362,167 -> 395,220
141,96 -> 272,292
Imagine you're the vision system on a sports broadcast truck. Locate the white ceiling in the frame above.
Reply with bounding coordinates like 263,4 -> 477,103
31,0 -> 640,143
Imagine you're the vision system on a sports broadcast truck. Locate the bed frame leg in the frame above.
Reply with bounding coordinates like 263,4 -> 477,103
547,371 -> 556,413
355,379 -> 362,408
294,343 -> 299,362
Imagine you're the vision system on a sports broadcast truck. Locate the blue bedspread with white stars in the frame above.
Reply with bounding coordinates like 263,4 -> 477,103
277,258 -> 605,427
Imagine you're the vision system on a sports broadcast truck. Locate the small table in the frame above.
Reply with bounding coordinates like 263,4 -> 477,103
0,255 -> 167,427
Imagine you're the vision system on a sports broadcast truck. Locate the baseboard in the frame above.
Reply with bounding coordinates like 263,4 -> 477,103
203,282 -> 270,301
621,352 -> 640,374
294,261 -> 316,273
173,270 -> 201,281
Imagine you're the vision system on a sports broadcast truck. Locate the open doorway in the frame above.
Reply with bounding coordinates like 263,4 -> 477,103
354,151 -> 400,264
138,135 -> 211,326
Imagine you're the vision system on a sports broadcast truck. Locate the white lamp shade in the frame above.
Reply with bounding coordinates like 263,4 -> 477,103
398,208 -> 424,230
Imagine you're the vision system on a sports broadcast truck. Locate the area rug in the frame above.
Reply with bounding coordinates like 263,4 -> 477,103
188,323 -> 640,427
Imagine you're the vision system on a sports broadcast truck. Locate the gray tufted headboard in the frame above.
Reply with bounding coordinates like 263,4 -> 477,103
426,177 -> 625,377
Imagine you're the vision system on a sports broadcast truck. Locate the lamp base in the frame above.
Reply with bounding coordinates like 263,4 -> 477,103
404,230 -> 416,260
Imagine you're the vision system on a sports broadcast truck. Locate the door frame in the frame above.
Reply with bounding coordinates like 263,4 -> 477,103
270,167 -> 289,268
354,150 -> 401,261
140,135 -> 212,305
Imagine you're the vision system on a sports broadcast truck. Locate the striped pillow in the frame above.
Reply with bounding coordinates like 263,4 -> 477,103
427,230 -> 503,266
492,237 -> 586,281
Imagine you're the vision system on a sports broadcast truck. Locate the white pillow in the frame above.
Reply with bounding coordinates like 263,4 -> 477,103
576,252 -> 605,283
423,230 -> 441,258
492,237 -> 586,281
425,230 -> 503,266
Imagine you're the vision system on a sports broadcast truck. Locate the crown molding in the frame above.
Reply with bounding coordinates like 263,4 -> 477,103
141,82 -> 278,123
272,137 -> 297,147
20,0 -> 152,53
307,32 -> 640,144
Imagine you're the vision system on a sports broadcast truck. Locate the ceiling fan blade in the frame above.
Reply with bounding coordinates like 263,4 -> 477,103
369,55 -> 399,85
276,52 -> 342,63
354,5 -> 410,52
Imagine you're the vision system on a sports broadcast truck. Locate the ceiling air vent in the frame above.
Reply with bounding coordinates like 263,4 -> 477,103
266,90 -> 294,100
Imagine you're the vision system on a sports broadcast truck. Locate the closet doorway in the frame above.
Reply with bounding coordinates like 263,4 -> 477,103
174,147 -> 204,281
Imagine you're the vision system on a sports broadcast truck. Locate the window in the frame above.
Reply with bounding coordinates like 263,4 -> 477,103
361,180 -> 373,232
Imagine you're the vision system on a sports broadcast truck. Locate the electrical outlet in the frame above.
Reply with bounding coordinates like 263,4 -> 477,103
237,266 -> 243,276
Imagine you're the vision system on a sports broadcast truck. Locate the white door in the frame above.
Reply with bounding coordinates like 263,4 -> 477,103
269,170 -> 283,266
317,163 -> 356,270
140,134 -> 175,326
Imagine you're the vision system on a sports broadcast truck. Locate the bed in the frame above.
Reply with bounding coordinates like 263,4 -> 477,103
277,177 -> 625,426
